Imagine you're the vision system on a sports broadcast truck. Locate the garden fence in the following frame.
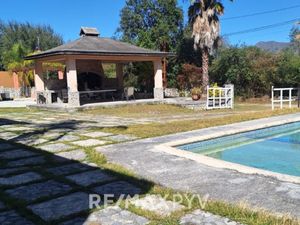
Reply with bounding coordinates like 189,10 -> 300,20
206,84 -> 234,110
271,86 -> 300,110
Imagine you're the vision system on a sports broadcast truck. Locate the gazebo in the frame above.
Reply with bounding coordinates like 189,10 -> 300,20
25,27 -> 170,107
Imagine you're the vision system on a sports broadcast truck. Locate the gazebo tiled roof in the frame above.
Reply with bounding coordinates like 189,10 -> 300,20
25,27 -> 170,60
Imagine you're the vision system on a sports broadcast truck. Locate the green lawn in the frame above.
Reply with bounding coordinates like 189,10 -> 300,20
0,107 -> 38,114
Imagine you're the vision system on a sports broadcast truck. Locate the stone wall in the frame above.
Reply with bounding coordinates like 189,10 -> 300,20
68,92 -> 80,107
164,88 -> 179,98
154,88 -> 164,100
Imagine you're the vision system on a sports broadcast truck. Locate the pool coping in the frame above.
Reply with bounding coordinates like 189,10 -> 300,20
155,115 -> 300,184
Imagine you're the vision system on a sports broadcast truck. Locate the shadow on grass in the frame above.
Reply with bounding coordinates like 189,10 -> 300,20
0,118 -> 153,225
0,118 -> 30,126
8,118 -> 130,146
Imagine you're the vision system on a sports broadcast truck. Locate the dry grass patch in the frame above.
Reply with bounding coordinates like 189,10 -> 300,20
82,104 -> 197,118
99,108 -> 300,138
0,107 -> 39,114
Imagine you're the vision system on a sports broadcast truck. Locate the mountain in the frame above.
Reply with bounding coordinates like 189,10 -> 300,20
255,41 -> 291,53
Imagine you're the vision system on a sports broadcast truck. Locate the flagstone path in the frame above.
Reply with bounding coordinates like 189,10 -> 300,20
0,110 -> 242,224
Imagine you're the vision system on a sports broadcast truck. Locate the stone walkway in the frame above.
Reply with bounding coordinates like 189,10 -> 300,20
0,110 -> 242,224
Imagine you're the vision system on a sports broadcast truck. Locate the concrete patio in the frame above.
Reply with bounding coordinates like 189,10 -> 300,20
0,99 -> 35,108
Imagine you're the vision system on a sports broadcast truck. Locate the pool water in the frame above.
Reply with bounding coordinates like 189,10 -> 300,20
178,122 -> 300,177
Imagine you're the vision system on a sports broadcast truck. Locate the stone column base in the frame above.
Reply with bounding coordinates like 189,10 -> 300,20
68,92 -> 80,107
154,88 -> 164,100
36,91 -> 44,104
45,91 -> 52,104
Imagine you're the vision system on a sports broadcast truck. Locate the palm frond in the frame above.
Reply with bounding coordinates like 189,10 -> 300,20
189,0 -> 229,54
188,2 -> 203,23
214,2 -> 224,15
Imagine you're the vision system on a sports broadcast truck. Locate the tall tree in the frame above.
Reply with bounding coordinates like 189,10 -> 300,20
117,0 -> 184,87
290,26 -> 300,55
188,0 -> 232,89
118,0 -> 183,51
0,21 -> 63,70
4,43 -> 35,86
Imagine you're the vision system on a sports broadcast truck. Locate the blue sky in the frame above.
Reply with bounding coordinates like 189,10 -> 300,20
0,0 -> 299,45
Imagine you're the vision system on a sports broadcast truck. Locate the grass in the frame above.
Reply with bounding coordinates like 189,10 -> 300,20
0,107 -> 38,114
233,102 -> 270,111
147,187 -> 300,225
94,107 -> 300,138
85,148 -> 107,165
82,102 -> 274,118
82,104 -> 197,118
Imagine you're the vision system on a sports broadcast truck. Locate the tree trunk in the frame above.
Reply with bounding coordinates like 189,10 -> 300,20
162,57 -> 167,88
202,47 -> 209,89
161,41 -> 168,88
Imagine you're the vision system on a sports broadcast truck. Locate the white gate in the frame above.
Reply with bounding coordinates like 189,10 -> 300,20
271,86 -> 299,110
206,84 -> 234,110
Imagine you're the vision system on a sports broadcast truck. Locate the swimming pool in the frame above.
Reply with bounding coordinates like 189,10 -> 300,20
178,122 -> 300,177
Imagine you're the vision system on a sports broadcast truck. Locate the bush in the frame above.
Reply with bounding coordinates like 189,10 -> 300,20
123,62 -> 153,92
177,64 -> 202,90
210,46 -> 282,98
208,83 -> 222,97
210,45 -> 300,98
124,73 -> 138,88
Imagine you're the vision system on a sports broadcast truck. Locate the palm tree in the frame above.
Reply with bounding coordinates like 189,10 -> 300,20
188,0 -> 231,89
290,25 -> 300,55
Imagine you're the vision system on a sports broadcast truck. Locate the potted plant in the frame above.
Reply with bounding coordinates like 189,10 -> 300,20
191,87 -> 202,101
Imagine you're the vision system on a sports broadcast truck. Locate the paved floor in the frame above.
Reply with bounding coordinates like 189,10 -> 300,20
98,113 -> 300,218
0,99 -> 35,108
0,110 -> 242,224
28,98 -> 207,111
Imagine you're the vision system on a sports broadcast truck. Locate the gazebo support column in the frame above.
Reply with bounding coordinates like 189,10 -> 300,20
153,60 -> 164,100
116,63 -> 124,90
34,61 -> 44,91
34,61 -> 46,104
66,59 -> 80,106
